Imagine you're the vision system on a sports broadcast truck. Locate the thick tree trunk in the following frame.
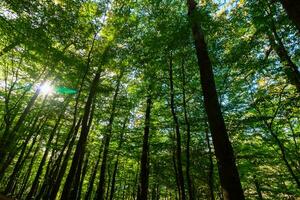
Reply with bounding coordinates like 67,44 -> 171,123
168,53 -> 185,200
186,1 -> 245,199
279,0 -> 300,33
137,95 -> 152,200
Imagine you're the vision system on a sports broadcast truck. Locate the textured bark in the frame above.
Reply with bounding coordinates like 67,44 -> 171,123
186,1 -> 245,199
168,53 -> 185,200
137,95 -> 152,200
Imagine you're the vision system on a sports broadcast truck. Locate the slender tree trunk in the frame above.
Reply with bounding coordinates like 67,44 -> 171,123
172,148 -> 180,200
181,60 -> 194,200
109,118 -> 127,200
0,80 -> 44,167
48,117 -> 82,200
168,53 -> 185,200
95,71 -> 123,200
267,125 -> 300,188
17,141 -> 40,199
253,175 -> 263,200
84,141 -> 103,200
205,128 -> 215,200
268,21 -> 300,92
61,72 -> 100,199
279,0 -> 300,33
76,153 -> 89,200
186,1 -> 245,199
137,95 -> 152,200
25,106 -> 65,200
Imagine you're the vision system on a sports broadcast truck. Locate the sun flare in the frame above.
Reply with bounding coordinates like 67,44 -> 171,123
39,81 -> 54,95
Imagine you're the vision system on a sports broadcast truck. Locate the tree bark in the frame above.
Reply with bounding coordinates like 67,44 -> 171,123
186,1 -> 245,199
137,95 -> 152,200
279,0 -> 300,33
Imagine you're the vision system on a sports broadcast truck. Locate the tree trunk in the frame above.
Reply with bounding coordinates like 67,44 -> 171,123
168,53 -> 185,200
17,141 -> 40,199
0,80 -> 44,167
95,71 -> 123,200
205,128 -> 215,200
61,70 -> 101,199
186,1 -> 245,199
137,95 -> 152,200
25,105 -> 65,200
279,0 -> 300,33
48,117 -> 82,200
181,59 -> 194,200
109,118 -> 127,200
268,21 -> 300,92
84,141 -> 103,200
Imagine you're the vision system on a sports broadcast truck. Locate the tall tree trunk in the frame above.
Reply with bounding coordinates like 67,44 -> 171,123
168,53 -> 185,200
268,20 -> 300,92
25,105 -> 65,200
76,153 -> 90,200
61,71 -> 101,199
137,95 -> 152,200
109,118 -> 127,200
17,141 -> 40,199
95,71 -> 123,200
48,117 -> 82,200
84,141 -> 103,200
181,59 -> 194,200
172,149 -> 180,200
279,0 -> 300,33
186,1 -> 245,199
0,80 -> 45,167
205,128 -> 215,200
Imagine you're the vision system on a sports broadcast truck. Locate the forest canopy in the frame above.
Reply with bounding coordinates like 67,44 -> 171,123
0,0 -> 299,199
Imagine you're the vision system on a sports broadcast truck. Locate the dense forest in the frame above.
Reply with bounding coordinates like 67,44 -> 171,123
0,0 -> 299,199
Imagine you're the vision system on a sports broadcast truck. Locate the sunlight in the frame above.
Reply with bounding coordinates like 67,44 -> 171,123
39,81 -> 54,95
